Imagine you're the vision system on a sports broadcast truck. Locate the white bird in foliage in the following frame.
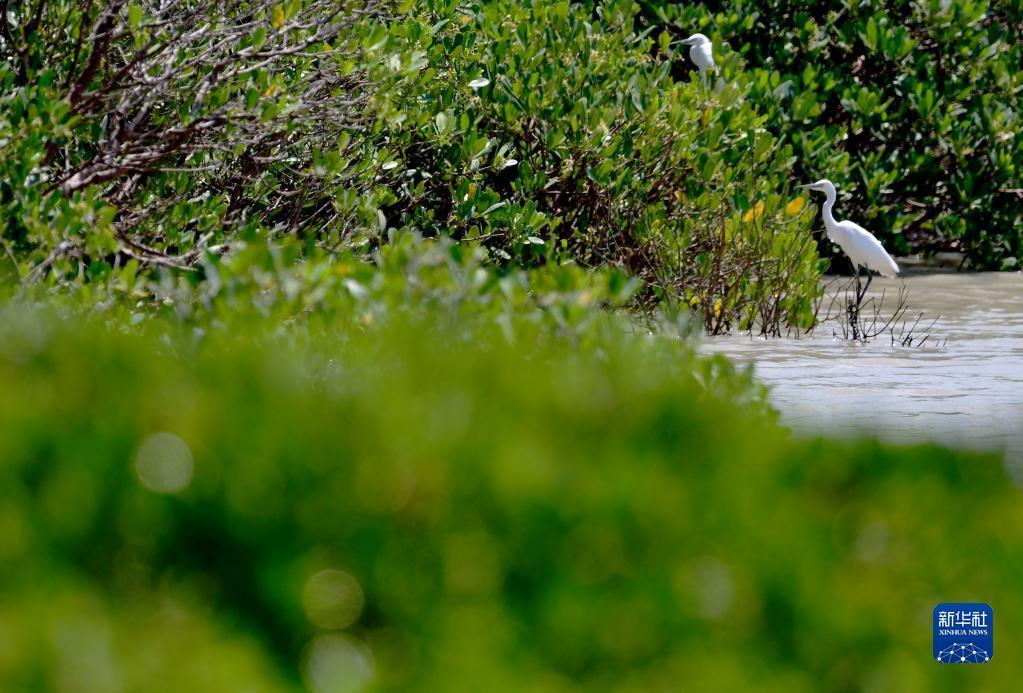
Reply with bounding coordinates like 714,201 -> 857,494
799,179 -> 900,305
680,33 -> 714,87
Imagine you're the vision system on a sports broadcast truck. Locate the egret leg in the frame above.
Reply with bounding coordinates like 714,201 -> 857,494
848,268 -> 861,340
859,273 -> 873,305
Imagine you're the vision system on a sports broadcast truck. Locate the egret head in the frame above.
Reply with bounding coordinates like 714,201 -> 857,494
681,33 -> 710,47
798,179 -> 836,195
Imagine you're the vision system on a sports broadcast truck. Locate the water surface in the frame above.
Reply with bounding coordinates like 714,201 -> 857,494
702,272 -> 1023,473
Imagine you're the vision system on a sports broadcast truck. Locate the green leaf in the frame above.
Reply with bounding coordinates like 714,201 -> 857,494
435,111 -> 452,135
128,3 -> 144,29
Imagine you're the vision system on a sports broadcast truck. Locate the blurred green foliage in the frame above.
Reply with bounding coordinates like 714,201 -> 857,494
2,309 -> 1021,691
648,0 -> 1023,269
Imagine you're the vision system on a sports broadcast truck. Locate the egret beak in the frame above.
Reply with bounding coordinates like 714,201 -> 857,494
680,37 -> 698,46
796,183 -> 813,190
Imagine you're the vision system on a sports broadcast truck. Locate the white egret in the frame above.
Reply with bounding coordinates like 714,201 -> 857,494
798,179 -> 900,306
680,33 -> 714,87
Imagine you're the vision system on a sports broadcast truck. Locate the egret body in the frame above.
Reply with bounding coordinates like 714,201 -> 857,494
680,33 -> 714,87
799,179 -> 899,305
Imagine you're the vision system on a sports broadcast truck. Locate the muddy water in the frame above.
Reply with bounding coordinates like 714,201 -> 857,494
702,272 -> 1023,474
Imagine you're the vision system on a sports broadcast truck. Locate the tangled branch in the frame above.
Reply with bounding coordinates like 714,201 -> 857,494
3,0 -> 386,270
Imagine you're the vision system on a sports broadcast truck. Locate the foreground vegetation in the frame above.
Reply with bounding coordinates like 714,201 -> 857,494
2,309 -> 1021,691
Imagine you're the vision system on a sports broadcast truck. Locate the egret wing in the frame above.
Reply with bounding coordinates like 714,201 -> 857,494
840,220 -> 900,277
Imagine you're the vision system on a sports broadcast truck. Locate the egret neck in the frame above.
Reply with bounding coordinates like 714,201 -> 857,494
820,183 -> 839,241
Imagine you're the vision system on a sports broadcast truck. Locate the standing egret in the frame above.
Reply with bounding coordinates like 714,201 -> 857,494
799,179 -> 900,306
680,33 -> 714,88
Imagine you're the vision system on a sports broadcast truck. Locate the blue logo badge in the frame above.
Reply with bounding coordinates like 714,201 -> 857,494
933,603 -> 993,663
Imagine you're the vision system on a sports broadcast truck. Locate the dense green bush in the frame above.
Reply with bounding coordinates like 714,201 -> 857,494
1,309 -> 1020,691
648,0 -> 1023,269
2,0 -> 1018,339
1,0 -> 825,335
372,0 -> 824,333
111,231 -> 648,347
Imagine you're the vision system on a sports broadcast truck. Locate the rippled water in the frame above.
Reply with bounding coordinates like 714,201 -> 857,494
702,272 -> 1023,473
